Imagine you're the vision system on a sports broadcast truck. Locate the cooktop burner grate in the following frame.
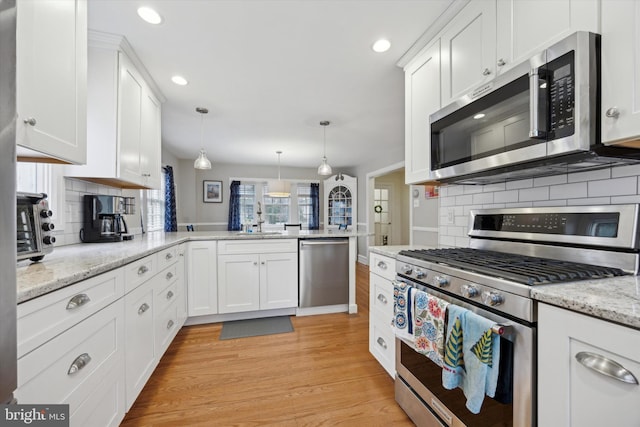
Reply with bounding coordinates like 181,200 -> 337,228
399,248 -> 627,285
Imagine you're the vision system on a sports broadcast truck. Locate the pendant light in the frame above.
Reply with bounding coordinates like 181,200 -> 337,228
194,107 -> 212,170
317,120 -> 333,176
266,151 -> 291,197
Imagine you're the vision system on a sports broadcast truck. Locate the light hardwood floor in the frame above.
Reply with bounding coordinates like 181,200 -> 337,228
121,262 -> 414,426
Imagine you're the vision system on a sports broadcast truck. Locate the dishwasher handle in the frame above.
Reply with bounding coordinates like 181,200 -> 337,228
300,239 -> 349,247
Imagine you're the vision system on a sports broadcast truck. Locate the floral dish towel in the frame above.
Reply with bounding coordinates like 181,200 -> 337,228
413,290 -> 449,367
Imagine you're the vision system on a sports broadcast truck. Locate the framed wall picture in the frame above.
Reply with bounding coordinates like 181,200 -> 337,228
203,180 -> 223,203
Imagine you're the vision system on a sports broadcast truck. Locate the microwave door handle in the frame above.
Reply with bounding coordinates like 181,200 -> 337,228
529,68 -> 547,139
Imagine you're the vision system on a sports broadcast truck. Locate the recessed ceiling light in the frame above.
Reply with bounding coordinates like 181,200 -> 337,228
473,113 -> 486,120
372,39 -> 391,53
171,75 -> 188,86
137,6 -> 162,25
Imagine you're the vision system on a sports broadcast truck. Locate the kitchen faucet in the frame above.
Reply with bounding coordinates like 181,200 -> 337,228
256,202 -> 265,232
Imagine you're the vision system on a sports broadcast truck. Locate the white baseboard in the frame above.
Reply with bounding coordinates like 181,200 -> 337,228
358,254 -> 368,265
185,307 -> 296,326
295,304 -> 348,316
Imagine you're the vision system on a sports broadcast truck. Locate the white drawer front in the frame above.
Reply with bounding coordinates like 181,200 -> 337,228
370,273 -> 393,319
369,319 -> 396,378
70,360 -> 125,427
156,245 -> 179,269
369,252 -> 396,281
16,299 -> 125,413
18,269 -> 124,358
124,255 -> 155,293
218,239 -> 298,254
155,302 -> 178,356
155,277 -> 178,315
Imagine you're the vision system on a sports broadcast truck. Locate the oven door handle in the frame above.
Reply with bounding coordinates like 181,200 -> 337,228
575,351 -> 639,385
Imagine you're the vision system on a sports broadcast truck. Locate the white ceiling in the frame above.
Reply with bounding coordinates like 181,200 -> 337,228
88,0 -> 453,170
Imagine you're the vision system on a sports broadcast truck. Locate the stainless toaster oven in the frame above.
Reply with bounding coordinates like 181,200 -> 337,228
17,192 -> 55,262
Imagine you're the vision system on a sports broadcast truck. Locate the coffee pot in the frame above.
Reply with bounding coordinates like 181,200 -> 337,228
81,195 -> 134,243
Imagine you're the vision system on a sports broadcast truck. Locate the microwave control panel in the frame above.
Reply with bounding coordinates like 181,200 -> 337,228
547,51 -> 575,139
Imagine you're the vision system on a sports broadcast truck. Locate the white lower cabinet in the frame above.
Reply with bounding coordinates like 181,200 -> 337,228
538,303 -> 640,427
124,277 -> 156,410
368,252 -> 396,377
16,298 -> 126,427
187,241 -> 218,316
217,239 -> 298,314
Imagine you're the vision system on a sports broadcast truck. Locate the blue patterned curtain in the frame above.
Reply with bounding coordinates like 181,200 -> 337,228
310,183 -> 320,230
228,180 -> 241,231
163,165 -> 177,232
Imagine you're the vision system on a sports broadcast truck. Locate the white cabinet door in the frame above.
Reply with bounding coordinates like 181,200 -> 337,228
538,303 -> 640,427
218,254 -> 261,314
259,252 -> 298,310
601,0 -> 640,144
404,39 -> 440,185
140,89 -> 162,189
118,52 -> 143,185
441,0 -> 496,106
187,241 -> 218,317
496,0 -> 599,75
16,0 -> 87,164
124,278 -> 156,410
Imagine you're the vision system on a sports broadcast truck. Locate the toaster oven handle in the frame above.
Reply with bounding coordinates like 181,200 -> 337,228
529,67 -> 547,139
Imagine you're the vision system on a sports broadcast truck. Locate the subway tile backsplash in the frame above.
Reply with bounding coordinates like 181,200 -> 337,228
438,164 -> 640,248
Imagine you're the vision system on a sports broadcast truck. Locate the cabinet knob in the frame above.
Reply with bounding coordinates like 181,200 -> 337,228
167,319 -> 175,330
377,261 -> 387,270
66,293 -> 91,310
605,107 -> 620,119
23,117 -> 37,126
376,337 -> 387,350
138,302 -> 150,315
67,353 -> 91,375
166,272 -> 174,280
165,253 -> 173,260
166,290 -> 174,300
482,68 -> 492,76
497,58 -> 506,67
377,293 -> 388,305
142,173 -> 151,177
138,265 -> 149,275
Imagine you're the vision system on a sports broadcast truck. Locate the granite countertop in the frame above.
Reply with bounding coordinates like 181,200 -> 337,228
531,276 -> 640,330
368,245 -> 640,330
17,229 -> 364,304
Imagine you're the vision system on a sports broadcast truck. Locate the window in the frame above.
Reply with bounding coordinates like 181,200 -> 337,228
297,185 -> 313,225
16,163 -> 65,231
328,185 -> 352,226
262,186 -> 290,225
144,171 -> 165,232
238,184 -> 256,224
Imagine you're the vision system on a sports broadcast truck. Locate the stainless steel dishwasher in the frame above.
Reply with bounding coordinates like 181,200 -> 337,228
299,238 -> 349,307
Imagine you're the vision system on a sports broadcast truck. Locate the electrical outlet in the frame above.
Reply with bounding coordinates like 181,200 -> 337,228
447,207 -> 456,225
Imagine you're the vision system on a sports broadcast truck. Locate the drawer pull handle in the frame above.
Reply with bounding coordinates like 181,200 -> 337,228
575,351 -> 639,385
138,265 -> 149,275
167,319 -> 175,330
66,293 -> 91,310
138,302 -> 150,315
166,272 -> 174,280
377,261 -> 387,270
166,290 -> 174,300
377,293 -> 388,304
165,253 -> 173,260
67,353 -> 91,375
377,337 -> 387,350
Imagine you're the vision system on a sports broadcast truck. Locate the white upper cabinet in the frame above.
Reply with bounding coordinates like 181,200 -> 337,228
65,32 -> 163,189
601,0 -> 640,145
16,0 -> 87,165
441,0 -> 496,107
324,174 -> 357,230
404,39 -> 441,185
496,0 -> 599,75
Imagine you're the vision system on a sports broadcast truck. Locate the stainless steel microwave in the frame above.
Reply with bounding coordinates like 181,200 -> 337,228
429,31 -> 640,184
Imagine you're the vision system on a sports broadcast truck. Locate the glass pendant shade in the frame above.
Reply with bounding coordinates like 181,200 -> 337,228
317,157 -> 332,175
194,149 -> 212,169
266,151 -> 290,197
318,120 -> 332,176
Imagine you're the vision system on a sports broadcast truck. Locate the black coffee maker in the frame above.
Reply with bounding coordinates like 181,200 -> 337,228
80,195 -> 135,242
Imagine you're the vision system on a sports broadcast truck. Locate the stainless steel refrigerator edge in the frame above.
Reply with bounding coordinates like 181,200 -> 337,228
0,0 -> 18,405
299,239 -> 349,307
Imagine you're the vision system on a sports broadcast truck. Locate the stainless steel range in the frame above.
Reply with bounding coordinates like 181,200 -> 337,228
394,205 -> 640,427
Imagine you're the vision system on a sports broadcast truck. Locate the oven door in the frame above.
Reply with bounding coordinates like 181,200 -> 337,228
16,198 -> 40,260
394,277 -> 534,427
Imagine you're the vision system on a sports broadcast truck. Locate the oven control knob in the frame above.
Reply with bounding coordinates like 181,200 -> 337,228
42,222 -> 54,232
461,284 -> 479,298
43,236 -> 56,245
40,209 -> 53,218
433,276 -> 449,287
482,291 -> 504,307
415,269 -> 426,279
401,265 -> 413,275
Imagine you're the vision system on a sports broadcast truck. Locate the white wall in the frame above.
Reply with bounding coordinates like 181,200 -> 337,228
438,164 -> 640,248
410,184 -> 439,247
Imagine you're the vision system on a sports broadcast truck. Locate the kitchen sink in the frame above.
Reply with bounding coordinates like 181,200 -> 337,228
234,231 -> 282,235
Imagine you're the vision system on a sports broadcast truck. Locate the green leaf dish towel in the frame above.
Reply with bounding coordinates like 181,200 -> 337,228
442,305 -> 501,414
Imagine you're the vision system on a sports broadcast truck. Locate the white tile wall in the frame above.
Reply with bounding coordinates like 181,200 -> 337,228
438,164 -> 640,248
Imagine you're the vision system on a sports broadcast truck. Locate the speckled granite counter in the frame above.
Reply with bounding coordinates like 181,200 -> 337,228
17,229 -> 364,304
531,276 -> 640,330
